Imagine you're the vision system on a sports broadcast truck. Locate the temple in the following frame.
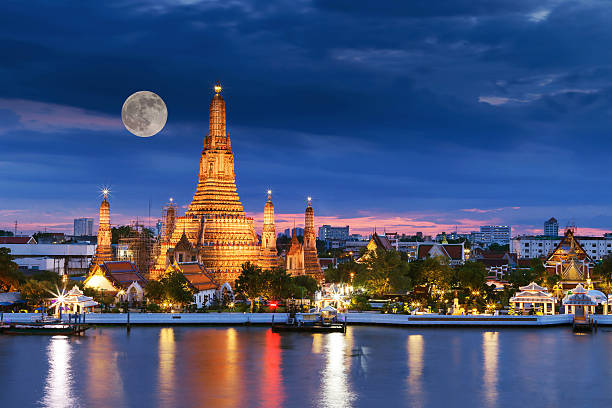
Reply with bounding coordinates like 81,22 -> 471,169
90,189 -> 113,269
153,83 -> 274,284
285,198 -> 323,282
545,228 -> 592,286
259,190 -> 281,270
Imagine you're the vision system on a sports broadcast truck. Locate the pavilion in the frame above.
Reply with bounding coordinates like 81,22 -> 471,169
509,282 -> 555,315
562,283 -> 598,316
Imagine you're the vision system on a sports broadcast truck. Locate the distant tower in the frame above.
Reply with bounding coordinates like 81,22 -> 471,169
286,223 -> 305,276
259,190 -> 279,270
544,217 -> 559,237
91,189 -> 113,268
303,197 -> 323,282
162,198 -> 176,243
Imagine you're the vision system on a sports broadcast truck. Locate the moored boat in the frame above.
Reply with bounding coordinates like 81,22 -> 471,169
272,306 -> 346,333
0,322 -> 89,335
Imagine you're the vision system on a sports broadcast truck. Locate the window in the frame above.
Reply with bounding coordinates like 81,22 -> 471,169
191,256 -> 196,262
539,243 -> 543,247
178,253 -> 183,262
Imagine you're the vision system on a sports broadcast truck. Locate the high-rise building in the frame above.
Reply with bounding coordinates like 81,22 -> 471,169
318,225 -> 349,241
544,217 -> 559,237
479,225 -> 511,245
283,227 -> 304,237
74,218 -> 94,236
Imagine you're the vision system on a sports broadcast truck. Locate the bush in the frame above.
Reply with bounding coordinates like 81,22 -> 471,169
146,303 -> 161,312
349,294 -> 370,311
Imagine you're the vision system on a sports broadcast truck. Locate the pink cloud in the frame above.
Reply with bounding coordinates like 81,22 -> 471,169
0,98 -> 121,132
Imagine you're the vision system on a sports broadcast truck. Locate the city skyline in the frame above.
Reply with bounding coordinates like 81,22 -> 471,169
3,1 -> 612,236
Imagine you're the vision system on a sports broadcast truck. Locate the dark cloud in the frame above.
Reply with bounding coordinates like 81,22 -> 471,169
2,0 -> 612,233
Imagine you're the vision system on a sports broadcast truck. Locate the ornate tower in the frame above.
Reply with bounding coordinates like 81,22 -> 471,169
162,198 -> 176,243
259,190 -> 279,270
153,82 -> 260,284
286,225 -> 304,276
187,81 -> 245,217
91,189 -> 113,268
303,197 -> 323,281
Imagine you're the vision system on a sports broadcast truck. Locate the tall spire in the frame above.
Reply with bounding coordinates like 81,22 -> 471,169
260,189 -> 279,269
208,80 -> 227,149
91,189 -> 113,268
187,82 -> 245,217
303,197 -> 322,281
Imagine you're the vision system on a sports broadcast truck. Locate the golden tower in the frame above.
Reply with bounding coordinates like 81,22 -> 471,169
153,82 -> 260,284
286,224 -> 304,276
303,197 -> 323,281
91,189 -> 113,268
259,190 -> 280,270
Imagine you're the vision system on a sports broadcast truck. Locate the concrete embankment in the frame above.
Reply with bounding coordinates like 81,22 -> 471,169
2,312 -> 598,327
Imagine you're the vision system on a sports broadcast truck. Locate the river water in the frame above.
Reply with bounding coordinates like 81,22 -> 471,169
1,326 -> 611,407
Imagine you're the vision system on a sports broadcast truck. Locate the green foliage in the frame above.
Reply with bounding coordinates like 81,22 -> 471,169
358,248 -> 410,295
145,270 -> 196,307
594,256 -> 612,293
0,230 -> 14,237
454,261 -> 486,290
19,279 -> 53,306
30,270 -> 61,285
111,225 -> 133,245
324,260 -> 364,284
349,293 -> 370,311
410,256 -> 453,290
0,247 -> 23,291
234,262 -> 320,311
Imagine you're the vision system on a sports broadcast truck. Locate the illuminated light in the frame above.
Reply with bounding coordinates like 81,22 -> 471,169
267,190 -> 272,195
169,197 -> 173,203
269,302 -> 277,308
214,82 -> 222,94
307,196 -> 312,202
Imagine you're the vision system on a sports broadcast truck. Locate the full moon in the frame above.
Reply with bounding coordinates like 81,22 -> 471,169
121,91 -> 167,137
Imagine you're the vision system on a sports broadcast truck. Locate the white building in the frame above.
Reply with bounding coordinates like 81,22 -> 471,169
511,234 -> 612,260
478,225 -> 511,245
2,243 -> 96,275
74,218 -> 94,236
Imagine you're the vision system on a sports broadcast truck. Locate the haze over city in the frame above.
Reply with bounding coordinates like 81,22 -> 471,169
2,1 -> 612,236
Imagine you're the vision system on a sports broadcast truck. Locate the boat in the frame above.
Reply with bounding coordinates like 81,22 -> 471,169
0,321 -> 90,335
272,305 -> 346,333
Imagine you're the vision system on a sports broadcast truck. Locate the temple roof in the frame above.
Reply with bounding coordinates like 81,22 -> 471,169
547,229 -> 592,264
519,282 -> 547,292
174,262 -> 219,291
97,261 -> 147,290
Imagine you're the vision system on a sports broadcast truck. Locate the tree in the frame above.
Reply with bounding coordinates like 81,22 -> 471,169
594,256 -> 612,293
413,257 -> 454,291
528,258 -> 547,284
324,260 -> 364,284
234,262 -> 264,312
455,261 -> 486,291
359,248 -> 410,295
291,275 -> 319,298
145,280 -> 165,303
20,280 -> 53,306
261,267 -> 293,300
0,247 -> 23,291
160,270 -> 196,306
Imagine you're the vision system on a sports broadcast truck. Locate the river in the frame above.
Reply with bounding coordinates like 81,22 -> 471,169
1,326 -> 611,407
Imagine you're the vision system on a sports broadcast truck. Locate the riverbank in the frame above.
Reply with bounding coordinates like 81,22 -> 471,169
5,312 -> 612,327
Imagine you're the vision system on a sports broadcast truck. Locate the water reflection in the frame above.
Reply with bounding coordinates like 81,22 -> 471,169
482,331 -> 499,407
407,335 -> 424,408
158,328 -> 176,408
41,336 -> 78,408
261,330 -> 284,406
320,333 -> 355,408
87,331 -> 126,407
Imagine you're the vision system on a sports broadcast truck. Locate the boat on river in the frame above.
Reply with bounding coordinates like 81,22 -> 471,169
272,306 -> 346,333
0,320 -> 90,335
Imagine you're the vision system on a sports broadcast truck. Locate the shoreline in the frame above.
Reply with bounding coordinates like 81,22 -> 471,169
4,312 -> 612,328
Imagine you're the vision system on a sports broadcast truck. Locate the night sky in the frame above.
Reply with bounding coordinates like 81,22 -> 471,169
2,1 -> 612,237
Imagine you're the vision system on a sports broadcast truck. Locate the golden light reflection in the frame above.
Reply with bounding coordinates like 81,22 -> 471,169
320,333 -> 354,408
158,328 -> 176,408
407,335 -> 424,408
41,336 -> 77,408
483,331 -> 499,408
87,331 -> 126,406
312,333 -> 323,354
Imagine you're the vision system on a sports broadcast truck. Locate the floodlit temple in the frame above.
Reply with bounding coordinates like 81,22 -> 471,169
152,83 -> 310,284
285,197 -> 323,282
545,229 -> 592,286
90,189 -> 113,269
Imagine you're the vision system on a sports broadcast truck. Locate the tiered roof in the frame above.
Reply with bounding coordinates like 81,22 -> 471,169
97,261 -> 147,290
